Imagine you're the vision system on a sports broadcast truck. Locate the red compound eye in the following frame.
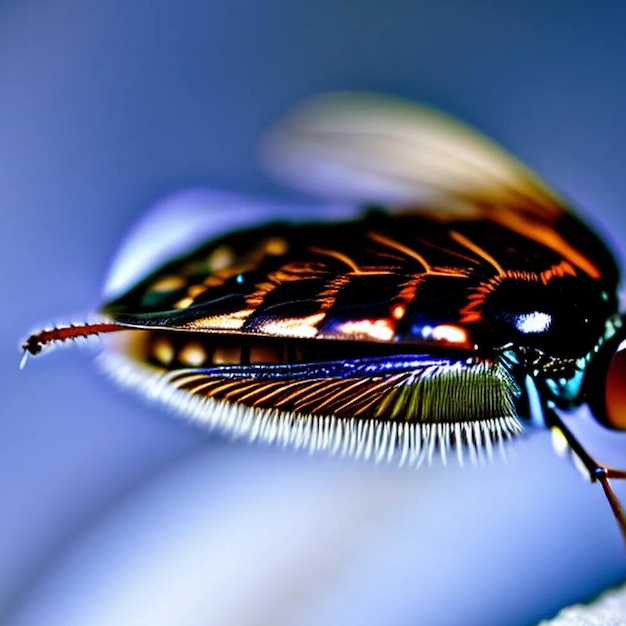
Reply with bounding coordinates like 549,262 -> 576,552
604,340 -> 626,431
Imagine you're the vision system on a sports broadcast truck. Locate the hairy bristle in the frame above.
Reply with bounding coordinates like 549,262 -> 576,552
98,351 -> 524,466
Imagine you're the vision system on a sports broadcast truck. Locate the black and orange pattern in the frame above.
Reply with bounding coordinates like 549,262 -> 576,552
21,92 -> 626,540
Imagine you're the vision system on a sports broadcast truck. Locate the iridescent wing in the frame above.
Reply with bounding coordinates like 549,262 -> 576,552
92,207 -> 531,461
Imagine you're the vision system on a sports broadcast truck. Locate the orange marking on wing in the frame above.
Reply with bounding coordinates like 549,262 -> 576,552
458,279 -> 497,325
309,246 -> 363,273
494,212 -> 600,280
367,231 -> 433,271
396,277 -> 422,307
458,312 -> 483,324
539,260 -> 577,285
245,262 -> 328,309
449,231 -> 505,276
368,232 -> 468,278
316,274 -> 352,311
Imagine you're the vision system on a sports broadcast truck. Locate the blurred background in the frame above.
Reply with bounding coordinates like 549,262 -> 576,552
2,2 -> 626,624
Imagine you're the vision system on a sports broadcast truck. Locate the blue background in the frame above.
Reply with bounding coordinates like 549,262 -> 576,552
2,2 -> 626,624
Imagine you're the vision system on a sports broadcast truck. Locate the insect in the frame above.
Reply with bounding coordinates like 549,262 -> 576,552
22,93 -> 626,541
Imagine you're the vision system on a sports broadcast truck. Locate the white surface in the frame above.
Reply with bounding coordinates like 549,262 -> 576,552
543,582 -> 626,625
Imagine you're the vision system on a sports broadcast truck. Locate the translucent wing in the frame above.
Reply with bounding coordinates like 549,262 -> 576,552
263,92 -> 562,211
263,92 -> 618,283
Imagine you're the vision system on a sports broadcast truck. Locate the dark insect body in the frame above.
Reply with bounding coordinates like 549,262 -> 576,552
22,93 -> 626,542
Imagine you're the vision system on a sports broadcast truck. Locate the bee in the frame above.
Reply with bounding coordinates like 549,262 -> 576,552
22,93 -> 626,541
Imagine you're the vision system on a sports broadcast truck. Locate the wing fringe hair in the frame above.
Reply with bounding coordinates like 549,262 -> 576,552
99,351 -> 523,466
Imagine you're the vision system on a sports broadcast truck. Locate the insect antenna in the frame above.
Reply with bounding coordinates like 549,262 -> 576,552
21,321 -> 129,368
546,407 -> 626,545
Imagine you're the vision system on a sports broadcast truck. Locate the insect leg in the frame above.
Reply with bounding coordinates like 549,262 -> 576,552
545,405 -> 626,544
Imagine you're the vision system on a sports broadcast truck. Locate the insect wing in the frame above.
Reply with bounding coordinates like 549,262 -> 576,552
103,188 -> 358,301
263,92 -> 560,209
263,92 -> 618,284
100,212 -> 490,348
